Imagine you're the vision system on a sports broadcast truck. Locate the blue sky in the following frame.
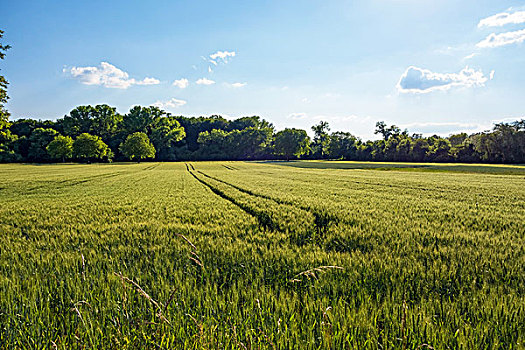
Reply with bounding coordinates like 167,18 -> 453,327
2,0 -> 525,139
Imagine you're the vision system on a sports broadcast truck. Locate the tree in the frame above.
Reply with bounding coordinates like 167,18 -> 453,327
90,104 -> 122,141
150,116 -> 186,159
27,128 -> 58,161
311,121 -> 330,158
120,132 -> 155,162
73,133 -> 111,161
374,121 -> 402,140
59,105 -> 95,137
46,135 -> 73,162
274,128 -> 310,161
122,106 -> 164,134
1,29 -> 11,130
327,132 -> 358,160
0,127 -> 18,162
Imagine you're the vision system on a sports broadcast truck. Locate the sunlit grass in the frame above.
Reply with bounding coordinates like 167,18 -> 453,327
0,161 -> 524,349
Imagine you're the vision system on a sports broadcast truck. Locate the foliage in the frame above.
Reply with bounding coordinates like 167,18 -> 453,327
311,120 -> 330,158
46,135 -> 73,161
0,161 -> 523,348
26,127 -> 58,161
274,128 -> 310,160
0,29 -> 12,128
1,103 -> 524,163
327,131 -> 358,160
73,133 -> 111,161
120,132 -> 156,161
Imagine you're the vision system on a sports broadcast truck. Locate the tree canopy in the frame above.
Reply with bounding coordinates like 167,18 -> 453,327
0,102 -> 523,164
120,132 -> 156,162
47,135 -> 73,162
274,128 -> 311,161
73,133 -> 111,161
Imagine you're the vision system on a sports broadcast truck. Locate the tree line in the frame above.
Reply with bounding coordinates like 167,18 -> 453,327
0,104 -> 524,163
0,31 -> 523,164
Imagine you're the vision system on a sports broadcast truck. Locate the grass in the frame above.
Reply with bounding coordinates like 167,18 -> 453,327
0,161 -> 524,349
269,160 -> 525,175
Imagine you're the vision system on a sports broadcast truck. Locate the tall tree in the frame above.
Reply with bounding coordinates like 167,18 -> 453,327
27,128 -> 58,161
374,121 -> 402,140
122,106 -> 164,134
90,104 -> 122,142
274,128 -> 310,161
73,133 -> 111,161
327,132 -> 358,160
0,29 -> 11,130
60,105 -> 96,137
120,132 -> 156,162
47,135 -> 73,162
311,121 -> 330,158
150,116 -> 186,159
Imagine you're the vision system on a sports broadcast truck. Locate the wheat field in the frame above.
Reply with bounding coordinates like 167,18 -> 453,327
0,161 -> 524,349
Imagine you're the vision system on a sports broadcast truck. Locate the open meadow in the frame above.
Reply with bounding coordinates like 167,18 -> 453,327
1,161 -> 524,349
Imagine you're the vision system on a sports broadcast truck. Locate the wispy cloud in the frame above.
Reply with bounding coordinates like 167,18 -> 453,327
478,10 -> 525,27
287,112 -> 371,123
209,50 -> 236,62
477,28 -> 525,48
153,98 -> 187,109
225,82 -> 247,88
172,78 -> 189,89
287,113 -> 309,120
66,62 -> 159,89
397,66 -> 491,94
196,78 -> 215,85
463,53 -> 478,60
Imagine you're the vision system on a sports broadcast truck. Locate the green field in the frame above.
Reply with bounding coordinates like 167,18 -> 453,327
1,161 -> 524,349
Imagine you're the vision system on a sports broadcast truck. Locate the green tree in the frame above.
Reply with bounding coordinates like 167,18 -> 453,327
59,105 -> 95,137
90,104 -> 123,141
46,135 -> 73,162
27,128 -> 58,161
311,121 -> 330,158
150,116 -> 186,159
73,133 -> 111,161
1,29 -> 11,130
274,128 -> 310,161
120,132 -> 155,162
327,132 -> 358,160
122,106 -> 165,134
374,121 -> 402,140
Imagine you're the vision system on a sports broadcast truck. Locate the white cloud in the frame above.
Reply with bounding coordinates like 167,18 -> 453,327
67,62 -> 159,89
478,10 -> 525,27
209,50 -> 236,64
225,82 -> 247,88
490,70 -> 495,80
477,28 -> 525,48
288,113 -> 308,120
172,78 -> 189,88
136,77 -> 160,85
196,78 -> 215,85
463,53 -> 478,60
397,66 -> 490,94
208,66 -> 213,73
153,98 -> 187,109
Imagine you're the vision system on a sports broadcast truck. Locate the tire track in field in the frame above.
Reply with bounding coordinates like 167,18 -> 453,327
185,163 -> 281,231
187,164 -> 336,238
143,162 -> 161,171
194,169 -> 338,231
26,172 -> 125,192
25,166 -> 149,192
